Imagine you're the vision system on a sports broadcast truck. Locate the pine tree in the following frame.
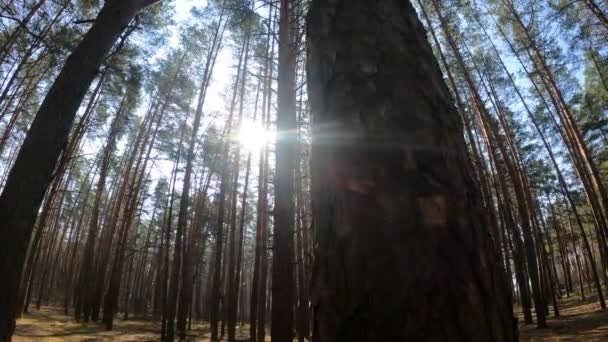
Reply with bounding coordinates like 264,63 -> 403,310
307,0 -> 516,340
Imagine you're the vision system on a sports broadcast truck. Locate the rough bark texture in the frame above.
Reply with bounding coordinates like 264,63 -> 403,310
307,1 -> 517,341
0,1 -> 155,339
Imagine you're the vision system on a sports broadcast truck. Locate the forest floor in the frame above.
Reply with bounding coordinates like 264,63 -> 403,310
519,293 -> 608,341
12,295 -> 608,341
13,306 -> 264,341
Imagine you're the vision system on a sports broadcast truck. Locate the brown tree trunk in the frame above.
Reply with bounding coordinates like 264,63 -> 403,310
431,0 -> 546,327
160,129 -> 186,335
165,41 -> 218,341
480,23 -> 606,308
0,1 -> 159,339
272,0 -> 297,340
103,85 -> 168,330
250,6 -> 275,341
210,40 -> 247,341
307,0 -> 516,340
17,66 -> 105,319
75,92 -> 127,321
176,6 -> 226,338
503,0 -> 608,256
227,28 -> 252,342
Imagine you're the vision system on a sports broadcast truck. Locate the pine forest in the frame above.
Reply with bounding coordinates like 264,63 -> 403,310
1,0 -> 608,341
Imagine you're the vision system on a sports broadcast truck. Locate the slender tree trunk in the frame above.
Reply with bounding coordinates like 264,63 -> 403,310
75,93 -> 127,321
503,0 -> 608,253
104,87 -> 170,329
177,7 -> 226,339
227,26 -> 252,342
250,6 -> 275,341
0,0 -> 46,68
481,23 -> 606,308
210,40 -> 247,341
432,0 -> 547,326
583,0 -> 608,31
160,130 -> 186,335
272,0 -> 297,340
166,40 -> 219,341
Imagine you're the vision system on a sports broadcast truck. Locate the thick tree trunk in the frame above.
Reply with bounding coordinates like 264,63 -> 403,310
307,1 -> 516,341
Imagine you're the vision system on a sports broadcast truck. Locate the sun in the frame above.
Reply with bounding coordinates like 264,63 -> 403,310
235,118 -> 274,153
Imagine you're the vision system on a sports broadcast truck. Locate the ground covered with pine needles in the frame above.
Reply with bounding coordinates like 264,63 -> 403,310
13,307 -> 260,341
518,294 -> 608,341
12,296 -> 608,341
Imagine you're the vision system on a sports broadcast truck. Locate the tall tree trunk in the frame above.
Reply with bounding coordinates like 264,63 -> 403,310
75,93 -> 128,321
503,0 -> 608,254
272,0 -> 297,340
160,129 -> 186,335
165,33 -> 220,340
430,0 -> 546,327
0,1 -> 159,339
227,24 -> 252,342
307,1 -> 516,340
250,6 -> 275,341
210,37 -> 247,341
103,87 -> 168,330
479,22 -> 606,308
177,6 -> 226,338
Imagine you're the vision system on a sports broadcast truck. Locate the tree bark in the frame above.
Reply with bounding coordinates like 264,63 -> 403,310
307,1 -> 516,340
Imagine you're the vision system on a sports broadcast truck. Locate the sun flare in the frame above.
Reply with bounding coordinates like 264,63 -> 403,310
235,118 -> 274,153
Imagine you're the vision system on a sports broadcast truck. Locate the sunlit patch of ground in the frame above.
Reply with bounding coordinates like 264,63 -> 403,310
14,306 -> 266,341
519,292 -> 608,341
